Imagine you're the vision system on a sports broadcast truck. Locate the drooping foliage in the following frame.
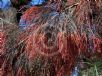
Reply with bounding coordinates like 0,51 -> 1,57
0,0 -> 102,76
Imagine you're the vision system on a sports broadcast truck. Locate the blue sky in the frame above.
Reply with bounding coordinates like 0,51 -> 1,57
29,0 -> 45,6
0,0 -> 45,9
0,0 -> 11,9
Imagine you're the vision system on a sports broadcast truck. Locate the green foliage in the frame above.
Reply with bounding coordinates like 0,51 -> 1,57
79,57 -> 102,76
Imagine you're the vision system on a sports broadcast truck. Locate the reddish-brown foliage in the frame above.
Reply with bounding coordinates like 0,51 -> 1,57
0,0 -> 102,76
0,31 -> 5,54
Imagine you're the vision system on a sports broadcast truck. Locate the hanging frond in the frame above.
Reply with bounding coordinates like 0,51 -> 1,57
0,0 -> 102,76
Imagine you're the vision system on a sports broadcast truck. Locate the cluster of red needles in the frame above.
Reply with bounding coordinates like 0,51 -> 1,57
0,0 -> 102,76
